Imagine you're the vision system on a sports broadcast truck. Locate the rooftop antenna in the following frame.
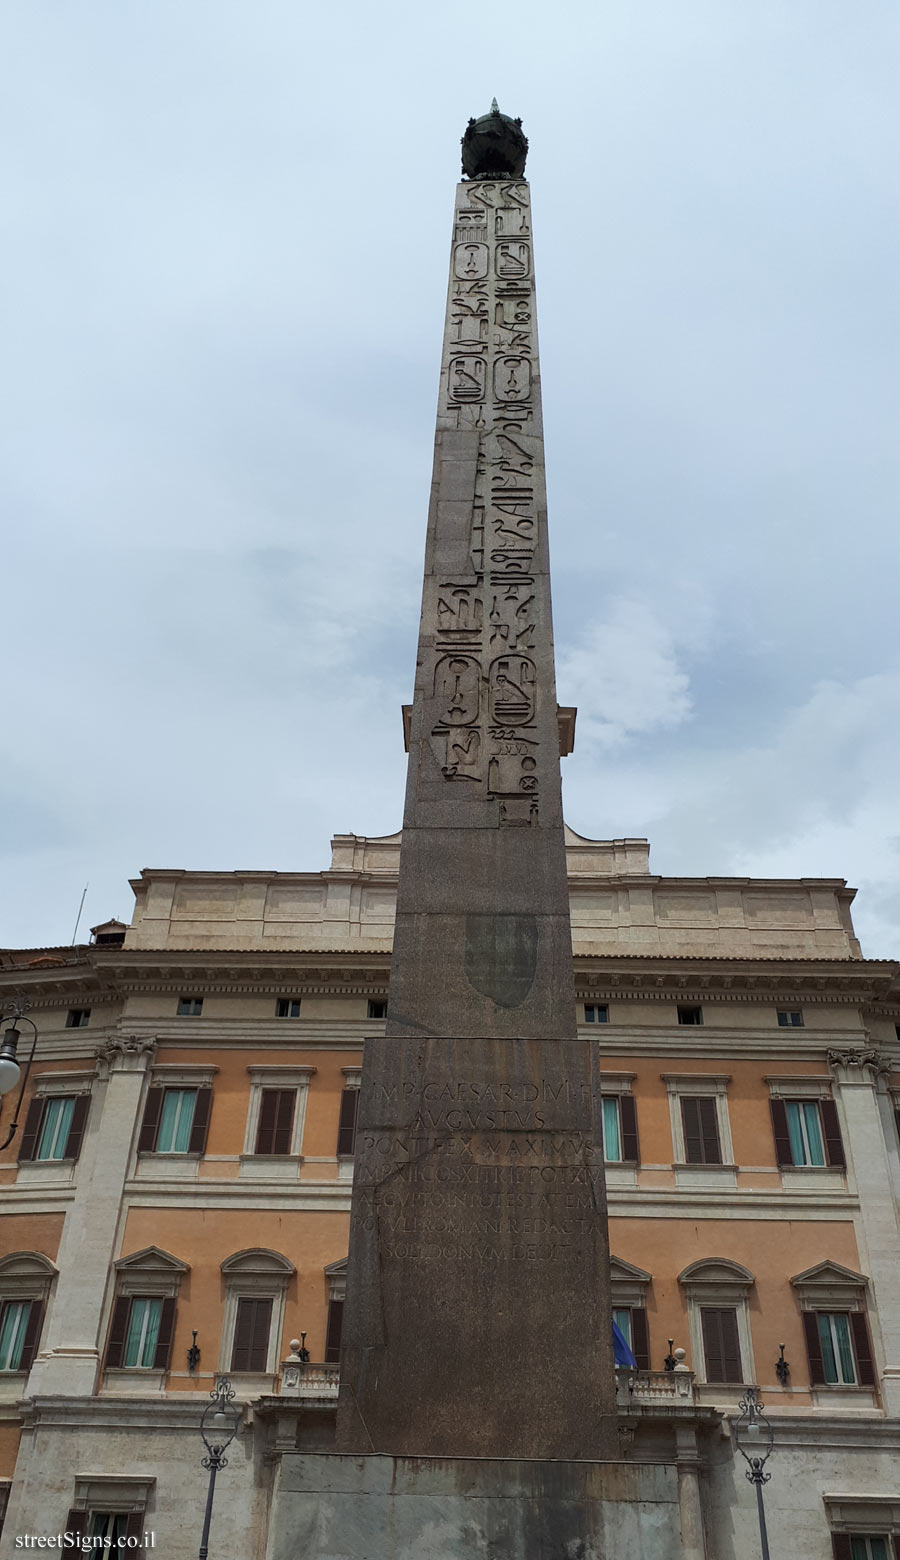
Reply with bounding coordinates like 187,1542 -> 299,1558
71,883 -> 89,945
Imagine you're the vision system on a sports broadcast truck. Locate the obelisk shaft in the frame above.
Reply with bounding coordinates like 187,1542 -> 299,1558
337,172 -> 617,1458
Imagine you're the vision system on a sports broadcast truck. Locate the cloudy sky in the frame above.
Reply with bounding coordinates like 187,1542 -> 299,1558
2,1 -> 899,956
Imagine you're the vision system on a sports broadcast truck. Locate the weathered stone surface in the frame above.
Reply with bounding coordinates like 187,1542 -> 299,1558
270,1454 -> 682,1560
338,1035 -> 614,1457
337,172 -> 617,1458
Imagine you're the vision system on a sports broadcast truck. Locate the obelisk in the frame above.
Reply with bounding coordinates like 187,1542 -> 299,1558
337,105 -> 617,1459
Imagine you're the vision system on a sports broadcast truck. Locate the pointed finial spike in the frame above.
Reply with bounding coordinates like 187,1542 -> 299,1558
491,97 -> 499,114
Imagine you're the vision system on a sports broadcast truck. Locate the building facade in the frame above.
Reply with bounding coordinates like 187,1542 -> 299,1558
0,828 -> 899,1557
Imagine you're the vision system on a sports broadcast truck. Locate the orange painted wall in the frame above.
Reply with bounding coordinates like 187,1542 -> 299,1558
598,1055 -> 832,1166
153,1046 -> 362,1163
0,1213 -> 64,1263
0,1421 -> 22,1480
609,1214 -> 861,1392
120,1206 -> 350,1374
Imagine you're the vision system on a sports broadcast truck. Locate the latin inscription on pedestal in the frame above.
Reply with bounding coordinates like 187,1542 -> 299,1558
338,1036 -> 615,1458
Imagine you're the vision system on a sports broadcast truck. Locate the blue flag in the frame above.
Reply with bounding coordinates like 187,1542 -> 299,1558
613,1319 -> 637,1368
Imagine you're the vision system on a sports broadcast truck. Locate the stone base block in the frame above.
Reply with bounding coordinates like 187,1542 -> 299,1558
271,1453 -> 686,1560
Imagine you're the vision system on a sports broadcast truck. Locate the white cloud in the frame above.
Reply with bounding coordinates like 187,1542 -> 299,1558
558,600 -> 698,748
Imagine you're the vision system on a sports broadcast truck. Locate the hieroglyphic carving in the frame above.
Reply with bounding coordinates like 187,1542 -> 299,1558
434,656 -> 480,725
489,656 -> 536,724
449,358 -> 486,402
435,183 -> 542,809
437,582 -> 484,641
496,242 -> 531,279
454,242 -> 489,280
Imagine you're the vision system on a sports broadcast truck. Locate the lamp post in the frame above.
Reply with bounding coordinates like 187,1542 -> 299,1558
0,1003 -> 39,1151
734,1387 -> 774,1560
198,1379 -> 240,1560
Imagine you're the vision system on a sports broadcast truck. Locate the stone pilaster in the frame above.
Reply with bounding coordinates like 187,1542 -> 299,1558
26,1035 -> 155,1398
828,1047 -> 900,1414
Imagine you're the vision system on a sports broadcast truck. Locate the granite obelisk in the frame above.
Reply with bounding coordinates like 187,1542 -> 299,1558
337,105 -> 617,1459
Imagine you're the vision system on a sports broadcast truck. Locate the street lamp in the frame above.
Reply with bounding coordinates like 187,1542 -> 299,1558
198,1379 -> 241,1560
734,1387 -> 774,1560
0,1005 -> 39,1152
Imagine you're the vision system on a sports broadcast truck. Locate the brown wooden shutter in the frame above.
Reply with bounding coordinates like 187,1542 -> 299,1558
18,1299 -> 44,1372
231,1297 -> 272,1371
699,1098 -> 722,1163
18,1097 -> 45,1162
630,1306 -> 650,1370
769,1098 -> 793,1166
249,1298 -> 273,1370
894,1106 -> 900,1148
138,1088 -> 165,1153
104,1296 -> 132,1369
272,1091 -> 295,1155
620,1095 -> 639,1163
231,1298 -> 255,1371
64,1511 -> 87,1539
701,1308 -> 741,1381
255,1090 -> 278,1155
891,1534 -> 900,1560
802,1310 -> 826,1384
830,1538 -> 852,1560
850,1311 -> 876,1387
325,1298 -> 344,1363
188,1087 -> 213,1154
152,1297 -> 176,1370
64,1094 -> 90,1160
820,1098 -> 846,1169
681,1098 -> 702,1163
337,1089 -> 359,1156
124,1511 -> 144,1550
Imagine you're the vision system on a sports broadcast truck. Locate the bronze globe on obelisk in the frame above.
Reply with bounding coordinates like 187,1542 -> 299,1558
336,105 -> 618,1460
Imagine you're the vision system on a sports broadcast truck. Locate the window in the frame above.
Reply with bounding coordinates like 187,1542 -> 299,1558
600,1095 -> 639,1163
242,1067 -> 315,1168
612,1306 -> 650,1369
19,1094 -> 89,1163
105,1245 -> 188,1377
777,1009 -> 804,1027
584,1004 -> 609,1024
769,1092 -> 845,1169
681,1097 -> 721,1164
700,1307 -> 743,1383
609,1257 -> 652,1368
139,1085 -> 212,1155
367,1000 -> 387,1019
64,1478 -> 154,1553
65,1009 -> 91,1029
220,1249 -> 294,1378
231,1297 -> 273,1372
337,1087 -> 359,1157
324,1258 -> 347,1364
803,1309 -> 875,1389
792,1261 -> 876,1391
0,1300 -> 42,1372
833,1537 -> 893,1560
176,996 -> 203,1016
0,1253 -> 54,1378
664,1074 -> 733,1170
255,1089 -> 296,1154
677,1005 -> 703,1026
679,1257 -> 755,1387
105,1295 -> 174,1371
276,998 -> 301,1018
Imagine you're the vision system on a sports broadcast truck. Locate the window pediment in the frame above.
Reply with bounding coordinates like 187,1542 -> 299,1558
679,1258 -> 754,1293
114,1245 -> 189,1298
791,1260 -> 869,1309
221,1249 -> 295,1278
0,1251 -> 57,1300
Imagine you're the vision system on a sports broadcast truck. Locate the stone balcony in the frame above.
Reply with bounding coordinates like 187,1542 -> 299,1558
615,1366 -> 697,1408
